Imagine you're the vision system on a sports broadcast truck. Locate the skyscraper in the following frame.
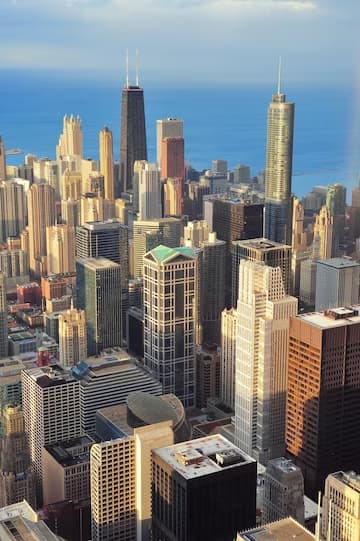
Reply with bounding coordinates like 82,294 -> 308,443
120,77 -> 147,193
286,307 -> 360,497
58,308 -> 87,368
235,260 -> 297,464
138,162 -> 162,220
46,224 -> 76,275
314,205 -> 333,260
326,183 -> 346,255
56,114 -> 83,159
76,258 -> 122,355
220,308 -> 237,410
156,118 -> 183,166
315,257 -> 360,312
27,183 -> 56,277
99,126 -> 114,200
143,245 -> 198,407
0,181 -> 26,243
80,193 -> 114,224
0,272 -> 7,359
264,66 -> 295,244
0,136 -> 6,181
160,137 -> 185,180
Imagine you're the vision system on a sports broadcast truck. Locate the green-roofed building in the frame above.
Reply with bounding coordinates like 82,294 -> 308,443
143,245 -> 198,407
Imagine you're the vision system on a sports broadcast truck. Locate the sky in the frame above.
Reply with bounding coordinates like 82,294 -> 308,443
0,0 -> 358,85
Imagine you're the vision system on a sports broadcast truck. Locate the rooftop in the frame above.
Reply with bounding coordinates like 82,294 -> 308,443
146,245 -> 194,263
44,435 -> 94,467
153,434 -> 255,480
76,257 -> 120,270
296,306 -> 360,329
318,257 -> 360,269
238,518 -> 315,540
80,219 -> 124,231
233,238 -> 291,250
331,471 -> 360,493
24,365 -> 76,388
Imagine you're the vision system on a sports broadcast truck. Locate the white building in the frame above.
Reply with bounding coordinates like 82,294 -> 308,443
322,471 -> 360,541
315,258 -> 360,312
138,162 -> 162,221
220,308 -> 237,410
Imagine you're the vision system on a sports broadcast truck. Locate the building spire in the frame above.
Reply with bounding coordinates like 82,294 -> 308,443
126,48 -> 129,88
277,56 -> 282,95
136,49 -> 140,87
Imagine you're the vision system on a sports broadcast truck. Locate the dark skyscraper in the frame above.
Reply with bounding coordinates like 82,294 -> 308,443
264,64 -> 295,245
120,77 -> 147,193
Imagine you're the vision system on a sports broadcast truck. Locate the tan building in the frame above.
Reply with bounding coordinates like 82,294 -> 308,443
42,435 -> 93,505
58,308 -> 87,368
235,260 -> 298,464
183,219 -> 210,248
90,421 -> 173,541
61,198 -> 80,227
56,114 -> 83,158
0,180 -> 26,243
314,205 -> 333,260
220,307 -> 237,410
61,169 -> 82,200
0,136 -> 6,180
99,127 -> 114,200
80,194 -> 114,224
163,177 -> 183,217
322,471 -> 360,541
238,517 -> 315,541
27,183 -> 56,277
46,224 -> 76,275
291,198 -> 310,296
0,501 -> 61,540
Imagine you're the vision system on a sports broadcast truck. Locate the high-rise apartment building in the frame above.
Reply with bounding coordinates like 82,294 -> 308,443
80,193 -> 115,224
286,307 -> 360,497
160,137 -> 185,180
76,258 -> 122,354
220,308 -> 237,410
163,177 -> 183,217
61,198 -> 80,227
264,76 -> 295,245
56,114 -> 83,158
321,471 -> 360,541
46,224 -> 76,275
0,136 -> 6,180
0,249 -> 29,290
326,183 -> 346,256
314,205 -> 333,260
231,238 -> 292,306
152,435 -> 257,541
235,261 -> 297,464
99,126 -> 114,200
61,170 -> 82,200
0,181 -> 25,243
0,272 -> 7,359
156,118 -> 183,166
263,457 -> 305,525
315,258 -> 360,312
143,245 -> 198,407
58,308 -> 87,368
27,183 -> 56,277
138,162 -> 162,220
132,217 -> 182,278
120,81 -> 147,192
22,365 -> 81,502
183,220 -> 210,247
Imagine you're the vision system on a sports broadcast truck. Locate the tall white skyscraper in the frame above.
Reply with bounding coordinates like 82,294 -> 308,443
156,118 -> 183,166
235,260 -> 297,464
143,245 -> 198,407
56,114 -> 83,159
138,162 -> 162,220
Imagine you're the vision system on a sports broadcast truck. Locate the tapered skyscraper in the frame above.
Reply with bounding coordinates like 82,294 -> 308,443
265,61 -> 295,245
99,126 -> 114,200
120,60 -> 147,193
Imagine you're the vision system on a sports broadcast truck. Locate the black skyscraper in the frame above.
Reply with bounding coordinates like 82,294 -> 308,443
120,85 -> 147,193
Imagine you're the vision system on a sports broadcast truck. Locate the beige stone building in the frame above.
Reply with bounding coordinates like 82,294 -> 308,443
322,471 -> 360,541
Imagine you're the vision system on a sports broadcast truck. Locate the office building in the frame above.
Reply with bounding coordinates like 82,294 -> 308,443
156,118 -> 183,166
314,205 -> 333,260
315,258 -> 360,312
235,261 -> 297,464
263,457 -> 304,525
212,159 -> 228,175
138,162 -> 162,220
0,500 -> 61,540
56,114 -> 83,158
160,137 -> 185,180
291,198 -> 309,296
326,183 -> 346,256
0,273 -> 7,359
61,170 -> 82,200
0,249 -> 29,290
73,352 -> 162,435
231,238 -> 292,306
183,181 -> 210,220
22,365 -> 81,502
99,126 -> 114,200
0,136 -> 5,180
42,435 -> 93,505
0,181 -> 26,243
183,219 -> 210,247
58,308 -> 87,368
238,517 -> 315,541
120,80 -> 147,192
132,217 -> 182,278
196,344 -> 221,408
233,163 -> 251,184
80,193 -> 114,224
0,404 -> 35,508
46,224 -> 76,275
152,434 -> 257,541
286,307 -> 360,497
27,183 -> 56,277
220,308 -> 237,410
163,177 -> 183,217
264,74 -> 295,244
76,258 -> 122,355
61,198 -> 80,226
91,420 -> 173,541
321,471 -> 360,541
144,245 -> 198,407
199,232 -> 226,344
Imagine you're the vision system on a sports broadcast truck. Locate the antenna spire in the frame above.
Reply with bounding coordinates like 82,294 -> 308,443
136,49 -> 140,87
277,56 -> 282,95
126,48 -> 129,88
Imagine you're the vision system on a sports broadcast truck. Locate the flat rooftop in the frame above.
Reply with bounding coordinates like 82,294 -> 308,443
233,238 -> 291,250
331,471 -> 360,493
296,306 -> 360,329
80,219 -> 123,231
318,257 -> 360,269
153,434 -> 255,480
238,517 -> 315,540
76,257 -> 120,270
45,435 -> 93,467
8,332 -> 35,342
25,365 -> 76,388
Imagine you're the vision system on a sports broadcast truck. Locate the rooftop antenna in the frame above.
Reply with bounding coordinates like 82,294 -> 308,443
126,48 -> 129,88
277,56 -> 282,95
136,49 -> 140,87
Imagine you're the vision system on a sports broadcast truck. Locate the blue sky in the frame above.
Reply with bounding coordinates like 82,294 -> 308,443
0,0 -> 358,85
